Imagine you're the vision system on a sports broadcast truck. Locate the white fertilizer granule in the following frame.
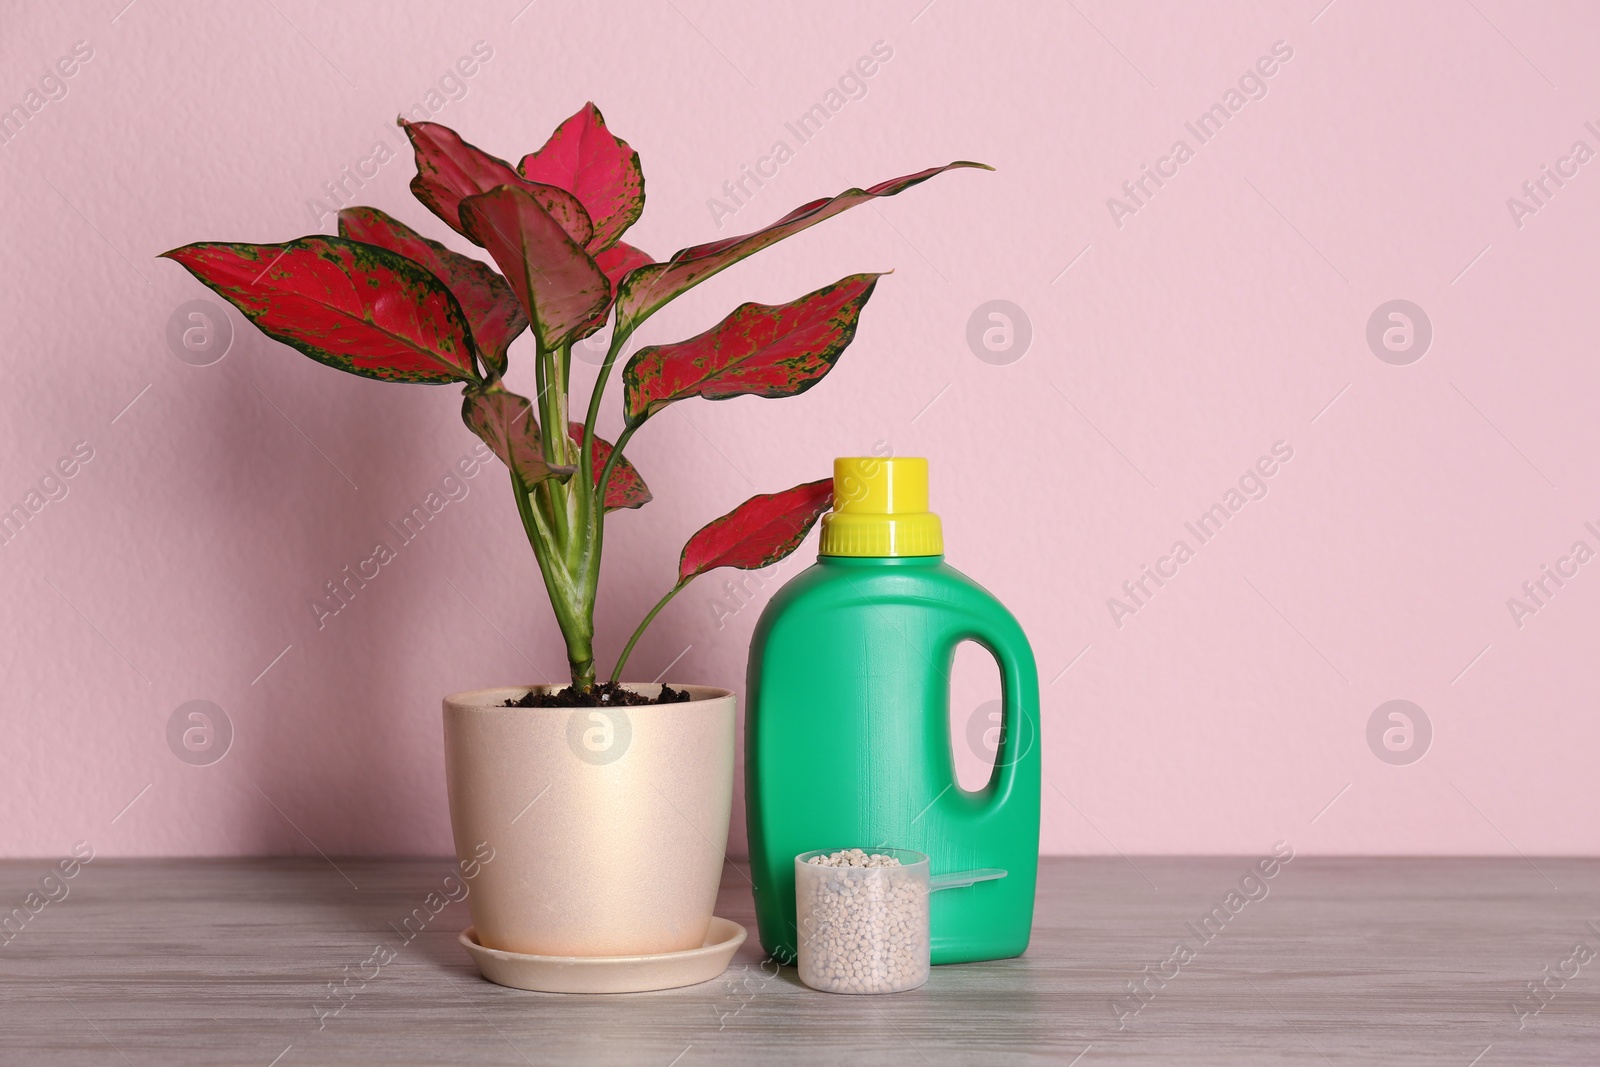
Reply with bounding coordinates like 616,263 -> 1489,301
797,849 -> 930,994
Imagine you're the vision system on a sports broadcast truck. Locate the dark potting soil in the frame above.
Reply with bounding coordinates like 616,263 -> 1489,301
500,682 -> 692,708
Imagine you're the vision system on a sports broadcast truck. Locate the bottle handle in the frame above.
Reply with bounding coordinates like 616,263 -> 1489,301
953,620 -> 1038,803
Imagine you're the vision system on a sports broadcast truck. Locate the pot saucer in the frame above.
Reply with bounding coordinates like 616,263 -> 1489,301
459,918 -> 747,993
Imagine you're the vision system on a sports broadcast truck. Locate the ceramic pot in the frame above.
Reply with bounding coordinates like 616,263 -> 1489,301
442,683 -> 735,958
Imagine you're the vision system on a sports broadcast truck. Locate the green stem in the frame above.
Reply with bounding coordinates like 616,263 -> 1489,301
512,470 -> 594,689
535,343 -> 581,549
575,330 -> 642,670
610,578 -> 688,683
574,309 -> 661,686
533,346 -> 549,431
581,322 -> 635,488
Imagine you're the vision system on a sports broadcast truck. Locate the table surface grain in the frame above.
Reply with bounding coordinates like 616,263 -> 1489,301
1,856 -> 1597,1065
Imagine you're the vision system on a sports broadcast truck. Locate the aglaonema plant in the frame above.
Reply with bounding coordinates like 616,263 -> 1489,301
162,103 -> 987,693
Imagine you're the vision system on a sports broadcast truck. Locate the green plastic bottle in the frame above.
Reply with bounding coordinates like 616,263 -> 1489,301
745,456 -> 1040,965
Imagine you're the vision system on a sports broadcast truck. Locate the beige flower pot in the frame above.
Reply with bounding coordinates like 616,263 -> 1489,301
442,683 -> 735,958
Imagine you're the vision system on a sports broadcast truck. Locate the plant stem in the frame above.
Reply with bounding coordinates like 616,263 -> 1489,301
512,469 -> 594,689
574,325 -> 643,687
534,342 -> 581,551
572,308 -> 663,687
610,579 -> 687,682
533,345 -> 549,430
581,323 -> 634,486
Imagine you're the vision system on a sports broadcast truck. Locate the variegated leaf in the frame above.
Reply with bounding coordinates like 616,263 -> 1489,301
623,272 -> 882,426
616,161 -> 989,332
338,206 -> 527,377
518,103 -> 644,253
458,186 -> 612,351
160,237 -> 476,383
566,422 -> 650,510
462,387 -> 569,487
400,118 -> 593,247
678,479 -> 833,582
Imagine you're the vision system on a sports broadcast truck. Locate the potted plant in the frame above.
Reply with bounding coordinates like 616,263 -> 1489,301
161,103 -> 985,983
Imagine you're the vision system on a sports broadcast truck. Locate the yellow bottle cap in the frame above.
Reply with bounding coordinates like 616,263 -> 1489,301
819,457 -> 944,557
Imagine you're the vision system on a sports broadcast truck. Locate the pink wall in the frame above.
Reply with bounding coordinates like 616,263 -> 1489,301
4,1 -> 1597,859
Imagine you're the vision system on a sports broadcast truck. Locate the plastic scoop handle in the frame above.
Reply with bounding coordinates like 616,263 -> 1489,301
930,868 -> 1008,892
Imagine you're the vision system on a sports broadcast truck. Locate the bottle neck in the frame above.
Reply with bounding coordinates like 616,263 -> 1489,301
816,553 -> 945,568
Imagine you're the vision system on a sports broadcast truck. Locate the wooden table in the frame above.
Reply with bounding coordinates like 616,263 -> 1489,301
3,857 -> 1597,1064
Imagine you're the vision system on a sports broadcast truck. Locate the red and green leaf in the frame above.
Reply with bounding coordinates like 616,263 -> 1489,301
677,478 -> 833,583
616,161 -> 989,331
400,119 -> 593,247
338,206 -> 526,377
463,387 -> 570,487
159,237 -> 476,384
458,186 -> 612,351
594,241 -> 654,293
575,240 -> 655,338
623,272 -> 882,426
518,103 -> 644,253
566,423 -> 650,510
